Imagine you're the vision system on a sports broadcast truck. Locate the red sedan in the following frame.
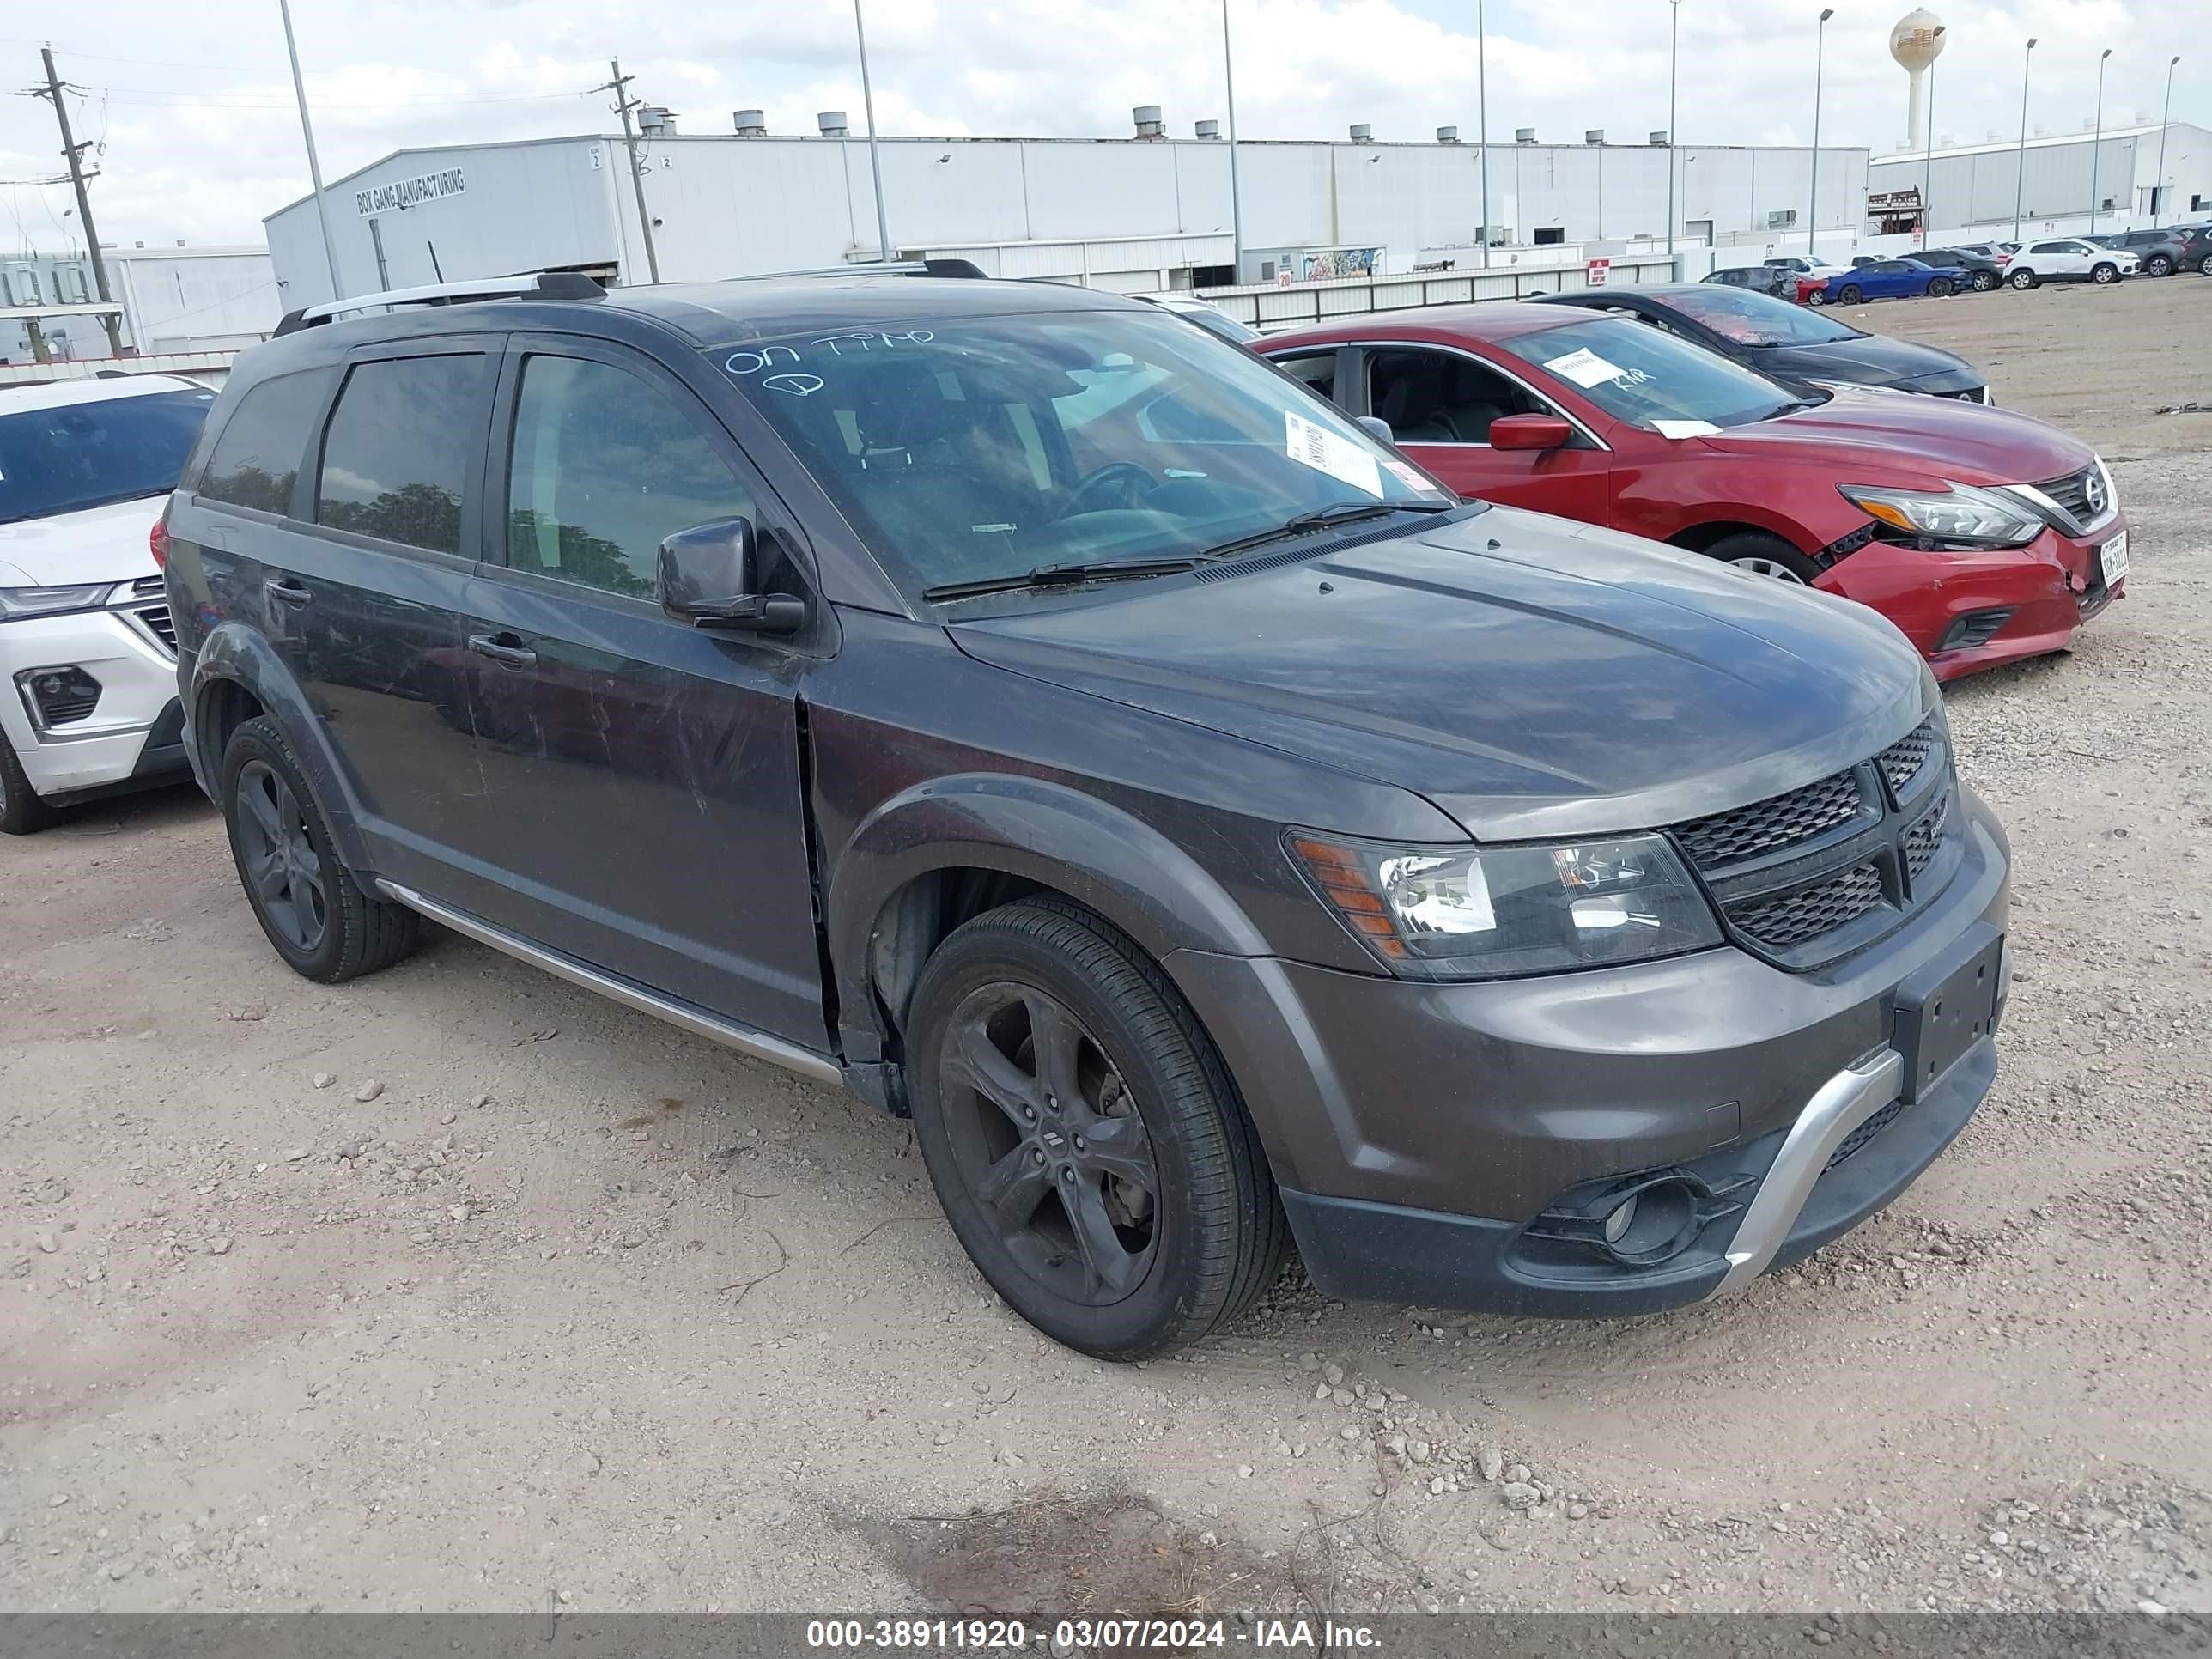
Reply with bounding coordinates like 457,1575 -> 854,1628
1261,303 -> 2129,680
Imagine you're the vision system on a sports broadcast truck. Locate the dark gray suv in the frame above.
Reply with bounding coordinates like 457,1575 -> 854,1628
160,269 -> 2011,1358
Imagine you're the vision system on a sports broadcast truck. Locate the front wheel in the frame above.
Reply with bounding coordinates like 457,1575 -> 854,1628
1837,284 -> 1864,306
1926,277 -> 1954,298
2010,268 -> 2039,289
1971,270 -> 1998,291
1807,288 -> 1829,307
0,728 -> 62,836
906,899 -> 1286,1360
1700,530 -> 1821,586
2091,263 -> 2119,285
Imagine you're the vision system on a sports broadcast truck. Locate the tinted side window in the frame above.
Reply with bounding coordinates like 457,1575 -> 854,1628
1369,349 -> 1544,443
505,355 -> 755,599
316,354 -> 486,554
198,369 -> 331,514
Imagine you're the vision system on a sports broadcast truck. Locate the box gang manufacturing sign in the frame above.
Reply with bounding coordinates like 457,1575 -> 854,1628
355,167 -> 466,216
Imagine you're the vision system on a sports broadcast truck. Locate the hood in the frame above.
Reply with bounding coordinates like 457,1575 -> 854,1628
1753,331 -> 1979,393
1692,383 -> 2090,487
950,507 -> 1929,842
0,495 -> 167,587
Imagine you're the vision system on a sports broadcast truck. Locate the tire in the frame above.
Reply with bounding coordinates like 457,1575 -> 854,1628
1926,277 -> 1954,298
2090,263 -> 2118,285
2010,268 -> 2038,289
1807,288 -> 1828,307
1838,284 -> 1863,306
219,715 -> 420,982
906,897 -> 1287,1361
1971,270 -> 1997,291
1699,530 -> 1821,586
0,727 -> 63,836
2146,255 -> 2173,277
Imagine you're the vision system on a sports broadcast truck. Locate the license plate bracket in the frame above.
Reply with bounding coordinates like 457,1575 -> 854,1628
1892,927 -> 2005,1103
2099,528 -> 2130,587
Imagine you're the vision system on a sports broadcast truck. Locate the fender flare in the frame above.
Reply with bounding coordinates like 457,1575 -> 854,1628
186,623 -> 375,872
824,773 -> 1271,1037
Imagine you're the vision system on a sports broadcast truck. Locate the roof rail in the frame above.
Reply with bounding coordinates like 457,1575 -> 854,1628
731,258 -> 991,282
273,270 -> 604,337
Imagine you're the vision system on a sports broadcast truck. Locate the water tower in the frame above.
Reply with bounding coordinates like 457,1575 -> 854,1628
1890,9 -> 1948,151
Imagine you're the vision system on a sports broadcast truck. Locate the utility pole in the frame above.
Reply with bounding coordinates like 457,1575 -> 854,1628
278,0 -> 344,303
33,46 -> 124,356
853,3 -> 894,264
597,58 -> 662,284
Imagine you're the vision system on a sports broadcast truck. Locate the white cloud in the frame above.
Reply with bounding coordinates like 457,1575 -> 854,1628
0,0 -> 2198,251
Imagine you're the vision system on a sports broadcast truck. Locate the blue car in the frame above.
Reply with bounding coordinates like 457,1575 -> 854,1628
1807,257 -> 1972,307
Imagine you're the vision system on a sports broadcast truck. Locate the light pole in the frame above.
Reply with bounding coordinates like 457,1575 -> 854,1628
1477,0 -> 1492,268
1667,0 -> 1682,258
1222,0 -> 1245,282
278,0 -> 344,301
2154,55 -> 2180,224
2012,37 -> 2037,243
2087,46 -> 2112,234
853,1 -> 893,264
1808,8 -> 1833,258
1920,25 -> 1948,246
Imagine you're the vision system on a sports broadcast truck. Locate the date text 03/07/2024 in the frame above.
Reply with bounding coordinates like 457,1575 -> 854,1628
802,1618 -> 1384,1650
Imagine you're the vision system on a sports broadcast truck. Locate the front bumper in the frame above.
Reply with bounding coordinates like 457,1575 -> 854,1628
1168,787 -> 2009,1316
0,600 -> 191,803
1822,517 -> 2127,682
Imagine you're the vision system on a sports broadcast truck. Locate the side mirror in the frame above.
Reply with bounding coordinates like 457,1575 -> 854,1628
1355,415 -> 1395,443
1488,413 -> 1574,452
657,518 -> 804,634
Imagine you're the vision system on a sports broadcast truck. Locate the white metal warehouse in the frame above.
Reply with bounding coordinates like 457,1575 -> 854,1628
262,113 -> 1869,308
1866,119 -> 2211,239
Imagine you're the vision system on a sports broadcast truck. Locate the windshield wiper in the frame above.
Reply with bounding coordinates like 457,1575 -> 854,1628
1194,499 -> 1458,564
924,558 -> 1198,601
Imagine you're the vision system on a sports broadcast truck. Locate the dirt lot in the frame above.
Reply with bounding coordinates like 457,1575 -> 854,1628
4,278 -> 2209,1620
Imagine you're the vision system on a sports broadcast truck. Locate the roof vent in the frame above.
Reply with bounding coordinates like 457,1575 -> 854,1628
817,111 -> 849,137
734,109 -> 767,136
1650,130 -> 1669,145
1349,123 -> 1374,143
638,106 -> 678,137
1516,126 -> 1538,144
1437,125 -> 1460,143
1195,118 -> 1221,140
1133,105 -> 1165,139
1585,128 -> 1606,145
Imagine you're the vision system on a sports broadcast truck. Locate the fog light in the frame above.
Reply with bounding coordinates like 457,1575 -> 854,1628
1601,1194 -> 1639,1244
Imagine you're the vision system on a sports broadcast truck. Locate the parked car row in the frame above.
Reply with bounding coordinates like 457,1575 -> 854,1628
1709,224 -> 2212,307
0,258 -> 2134,1360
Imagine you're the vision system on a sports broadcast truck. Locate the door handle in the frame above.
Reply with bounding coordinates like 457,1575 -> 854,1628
466,632 -> 538,669
264,577 -> 313,606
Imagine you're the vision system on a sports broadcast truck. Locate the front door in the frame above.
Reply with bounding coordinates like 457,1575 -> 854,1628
453,337 -> 826,1047
1361,346 -> 1611,520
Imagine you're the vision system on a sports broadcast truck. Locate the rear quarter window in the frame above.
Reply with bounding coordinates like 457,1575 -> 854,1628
196,368 -> 336,514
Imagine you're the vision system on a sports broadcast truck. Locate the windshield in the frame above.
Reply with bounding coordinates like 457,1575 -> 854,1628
1500,317 -> 1810,433
713,307 -> 1446,599
0,387 -> 215,526
1658,286 -> 1864,348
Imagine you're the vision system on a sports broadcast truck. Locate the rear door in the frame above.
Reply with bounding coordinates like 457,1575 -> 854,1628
245,343 -> 503,907
450,333 -> 826,1044
1357,344 -> 1611,519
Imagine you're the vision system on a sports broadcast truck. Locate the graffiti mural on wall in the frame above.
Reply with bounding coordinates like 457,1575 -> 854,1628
1299,247 -> 1382,280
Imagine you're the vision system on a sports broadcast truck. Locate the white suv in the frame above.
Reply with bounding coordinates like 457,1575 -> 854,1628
2006,238 -> 2138,289
1,374 -> 216,832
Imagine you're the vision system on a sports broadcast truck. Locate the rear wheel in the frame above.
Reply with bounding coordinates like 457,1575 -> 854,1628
2009,268 -> 2038,289
0,728 -> 62,836
2090,263 -> 2119,285
906,898 -> 1286,1360
1700,531 -> 1820,586
220,716 -> 420,982
1926,277 -> 1954,298
1971,270 -> 1997,291
1838,283 -> 1863,306
2145,254 -> 2173,277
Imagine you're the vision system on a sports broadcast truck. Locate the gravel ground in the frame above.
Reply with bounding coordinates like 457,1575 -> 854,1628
3,277 -> 2208,1620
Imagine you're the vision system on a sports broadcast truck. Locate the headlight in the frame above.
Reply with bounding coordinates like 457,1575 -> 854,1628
1290,832 -> 1722,980
1837,482 -> 2043,548
0,583 -> 111,621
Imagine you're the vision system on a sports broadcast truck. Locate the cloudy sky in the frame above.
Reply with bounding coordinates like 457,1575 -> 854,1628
1,0 -> 2200,255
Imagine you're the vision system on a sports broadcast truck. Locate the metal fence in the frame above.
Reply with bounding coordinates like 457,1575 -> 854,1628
1197,255 -> 1681,328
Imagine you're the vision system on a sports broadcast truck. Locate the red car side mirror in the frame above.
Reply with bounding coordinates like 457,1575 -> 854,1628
1489,413 -> 1574,452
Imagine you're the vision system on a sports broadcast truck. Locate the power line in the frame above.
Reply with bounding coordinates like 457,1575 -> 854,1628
76,84 -> 597,110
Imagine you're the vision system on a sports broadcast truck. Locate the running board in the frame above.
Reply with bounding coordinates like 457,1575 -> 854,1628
374,880 -> 844,1087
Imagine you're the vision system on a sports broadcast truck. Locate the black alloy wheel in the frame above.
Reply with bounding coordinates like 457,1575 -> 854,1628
907,899 -> 1286,1360
1838,283 -> 1864,306
234,758 -> 327,955
1927,277 -> 1954,298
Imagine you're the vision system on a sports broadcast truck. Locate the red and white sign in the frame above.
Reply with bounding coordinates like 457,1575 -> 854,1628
1586,258 -> 1612,286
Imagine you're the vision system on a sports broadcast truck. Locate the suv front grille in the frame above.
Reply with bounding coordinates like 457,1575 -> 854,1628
2035,463 -> 2104,527
1668,718 -> 1959,969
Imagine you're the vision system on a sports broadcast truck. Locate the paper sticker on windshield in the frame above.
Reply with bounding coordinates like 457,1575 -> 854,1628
1541,346 -> 1631,389
1285,410 -> 1382,498
1382,459 -> 1447,495
1650,417 -> 1722,438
